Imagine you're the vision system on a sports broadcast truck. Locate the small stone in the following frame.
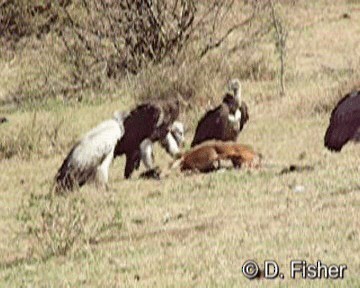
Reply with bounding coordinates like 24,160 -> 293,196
163,212 -> 171,224
293,185 -> 305,193
0,117 -> 8,124
131,218 -> 144,225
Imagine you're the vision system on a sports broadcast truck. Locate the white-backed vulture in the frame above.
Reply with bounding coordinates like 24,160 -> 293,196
324,90 -> 360,152
113,99 -> 181,179
191,79 -> 249,147
55,111 -> 126,192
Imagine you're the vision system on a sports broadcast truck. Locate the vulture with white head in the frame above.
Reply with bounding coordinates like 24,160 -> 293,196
55,111 -> 126,192
191,79 -> 249,147
114,99 -> 181,179
159,121 -> 185,157
324,90 -> 360,152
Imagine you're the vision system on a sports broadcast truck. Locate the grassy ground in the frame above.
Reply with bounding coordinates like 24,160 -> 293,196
1,0 -> 360,287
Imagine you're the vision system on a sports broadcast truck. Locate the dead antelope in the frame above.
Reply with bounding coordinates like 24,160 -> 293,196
172,141 -> 262,173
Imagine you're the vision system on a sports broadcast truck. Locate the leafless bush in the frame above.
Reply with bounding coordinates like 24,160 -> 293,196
1,0 -> 285,101
0,113 -> 65,160
269,0 -> 288,97
17,190 -> 123,259
0,0 -> 71,45
51,0 -> 276,93
232,54 -> 276,81
56,0 -> 196,80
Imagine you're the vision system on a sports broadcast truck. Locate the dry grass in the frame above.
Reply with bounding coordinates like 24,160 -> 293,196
1,0 -> 360,286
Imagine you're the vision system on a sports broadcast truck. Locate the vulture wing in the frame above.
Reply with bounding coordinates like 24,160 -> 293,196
324,91 -> 360,152
149,99 -> 180,142
114,104 -> 161,157
191,105 -> 229,147
114,100 -> 180,178
239,101 -> 249,132
73,119 -> 123,167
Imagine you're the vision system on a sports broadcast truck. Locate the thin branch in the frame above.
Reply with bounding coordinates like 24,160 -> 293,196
199,14 -> 255,58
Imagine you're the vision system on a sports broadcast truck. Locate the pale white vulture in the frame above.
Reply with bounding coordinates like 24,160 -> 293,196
55,111 -> 126,192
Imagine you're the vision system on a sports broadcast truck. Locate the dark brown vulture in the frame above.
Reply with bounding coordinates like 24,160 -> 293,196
114,99 -> 181,179
324,90 -> 360,152
191,79 -> 249,147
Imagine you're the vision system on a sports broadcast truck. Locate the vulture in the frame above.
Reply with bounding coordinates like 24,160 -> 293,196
140,121 -> 185,179
324,90 -> 360,152
55,111 -> 126,192
114,99 -> 181,179
191,79 -> 249,147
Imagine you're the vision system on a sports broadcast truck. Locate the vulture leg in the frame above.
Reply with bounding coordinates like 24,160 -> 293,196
97,150 -> 114,188
124,150 -> 141,179
140,138 -> 162,179
140,138 -> 154,170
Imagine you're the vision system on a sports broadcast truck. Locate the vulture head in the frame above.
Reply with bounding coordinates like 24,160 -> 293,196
160,121 -> 185,158
228,78 -> 241,104
113,111 -> 129,123
171,121 -> 185,147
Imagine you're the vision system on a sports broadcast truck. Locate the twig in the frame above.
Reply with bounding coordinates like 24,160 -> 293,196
269,0 -> 287,97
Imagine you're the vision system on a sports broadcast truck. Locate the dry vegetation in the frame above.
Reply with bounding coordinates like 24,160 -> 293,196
0,0 -> 360,286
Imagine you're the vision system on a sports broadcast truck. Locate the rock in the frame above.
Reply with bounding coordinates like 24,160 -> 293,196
293,185 -> 305,193
0,117 -> 8,124
139,167 -> 161,180
163,212 -> 171,224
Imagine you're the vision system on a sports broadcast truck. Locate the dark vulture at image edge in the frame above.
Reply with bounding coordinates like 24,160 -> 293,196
114,99 -> 180,178
191,96 -> 249,147
324,90 -> 360,152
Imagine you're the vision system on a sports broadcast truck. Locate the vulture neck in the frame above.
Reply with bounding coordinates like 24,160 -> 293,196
233,87 -> 241,105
